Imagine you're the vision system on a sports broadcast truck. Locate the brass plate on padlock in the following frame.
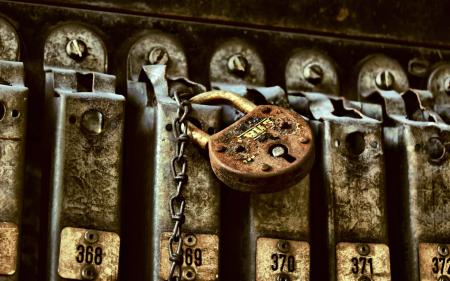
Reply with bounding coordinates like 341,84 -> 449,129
160,232 -> 219,281
0,222 -> 18,275
209,105 -> 314,192
256,237 -> 309,281
58,227 -> 120,280
419,243 -> 450,281
336,242 -> 391,281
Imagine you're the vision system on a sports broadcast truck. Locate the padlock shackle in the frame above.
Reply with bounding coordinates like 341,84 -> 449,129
187,121 -> 209,150
188,90 -> 257,150
190,90 -> 257,113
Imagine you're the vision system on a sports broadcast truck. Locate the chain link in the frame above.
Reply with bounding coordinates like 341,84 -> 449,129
167,91 -> 191,281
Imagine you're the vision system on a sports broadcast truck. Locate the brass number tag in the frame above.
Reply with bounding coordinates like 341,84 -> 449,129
0,222 -> 18,275
336,242 -> 391,281
419,243 -> 450,281
58,227 -> 120,280
256,237 -> 310,281
160,232 -> 219,281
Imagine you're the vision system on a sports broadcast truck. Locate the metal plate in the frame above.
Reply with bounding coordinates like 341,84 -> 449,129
336,242 -> 391,281
58,227 -> 120,280
0,222 -> 18,275
159,232 -> 219,281
419,243 -> 450,281
256,237 -> 309,281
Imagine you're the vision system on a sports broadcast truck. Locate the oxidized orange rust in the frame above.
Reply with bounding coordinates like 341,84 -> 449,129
208,105 -> 314,192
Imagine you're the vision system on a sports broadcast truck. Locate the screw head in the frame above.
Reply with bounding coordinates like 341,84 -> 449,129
276,273 -> 290,281
81,265 -> 97,280
66,39 -> 87,61
438,244 -> 449,257
277,240 -> 290,253
375,70 -> 395,90
271,145 -> 286,157
184,234 -> 197,247
444,77 -> 450,95
148,47 -> 169,65
357,244 -> 370,256
358,276 -> 372,281
439,276 -> 450,281
303,63 -> 324,85
227,54 -> 248,76
84,230 -> 99,244
81,110 -> 104,135
184,267 -> 196,281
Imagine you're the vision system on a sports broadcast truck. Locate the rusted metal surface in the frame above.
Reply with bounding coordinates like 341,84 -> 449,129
44,70 -> 124,281
251,176 -> 310,238
209,38 -> 265,88
0,16 -> 19,62
0,222 -> 18,275
58,227 -> 120,280
297,93 -> 388,280
127,32 -> 188,81
256,238 -> 309,281
285,49 -> 339,95
43,22 -> 107,72
336,243 -> 391,281
250,177 -> 311,281
0,60 -> 27,281
360,88 -> 450,281
208,104 -> 314,192
159,233 -> 219,281
419,243 -> 450,281
356,54 -> 409,98
139,65 -> 222,281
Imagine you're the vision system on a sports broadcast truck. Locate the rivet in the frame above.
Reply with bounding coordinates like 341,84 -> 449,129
438,244 -> 449,257
184,267 -> 196,281
81,265 -> 97,280
277,240 -> 290,253
357,244 -> 370,256
84,230 -> 99,244
184,234 -> 197,247
261,163 -> 271,172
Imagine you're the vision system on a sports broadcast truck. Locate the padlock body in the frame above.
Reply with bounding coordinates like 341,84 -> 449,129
208,105 -> 314,192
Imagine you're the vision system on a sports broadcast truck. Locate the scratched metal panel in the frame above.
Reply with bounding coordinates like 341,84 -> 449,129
324,120 -> 387,242
251,176 -> 310,238
58,92 -> 124,230
0,62 -> 27,281
405,126 -> 450,241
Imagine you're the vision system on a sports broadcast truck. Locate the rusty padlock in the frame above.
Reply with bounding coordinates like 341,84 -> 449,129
188,90 -> 314,193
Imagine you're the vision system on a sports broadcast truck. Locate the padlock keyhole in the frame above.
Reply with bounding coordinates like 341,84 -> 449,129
269,144 -> 296,163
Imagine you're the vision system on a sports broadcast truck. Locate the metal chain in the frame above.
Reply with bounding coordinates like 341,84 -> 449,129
167,91 -> 191,281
